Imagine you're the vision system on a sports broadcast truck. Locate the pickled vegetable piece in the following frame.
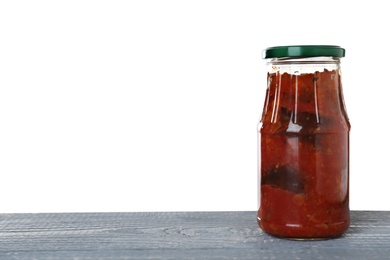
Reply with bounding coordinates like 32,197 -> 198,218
262,164 -> 305,193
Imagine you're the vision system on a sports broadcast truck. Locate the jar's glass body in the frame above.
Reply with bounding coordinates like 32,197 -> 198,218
257,57 -> 350,239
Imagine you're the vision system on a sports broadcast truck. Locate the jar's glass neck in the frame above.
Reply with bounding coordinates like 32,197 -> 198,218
266,57 -> 341,75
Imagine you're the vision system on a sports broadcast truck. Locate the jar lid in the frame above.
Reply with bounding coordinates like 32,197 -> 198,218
263,45 -> 345,59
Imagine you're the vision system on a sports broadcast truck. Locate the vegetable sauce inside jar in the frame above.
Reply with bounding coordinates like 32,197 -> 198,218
257,45 -> 350,239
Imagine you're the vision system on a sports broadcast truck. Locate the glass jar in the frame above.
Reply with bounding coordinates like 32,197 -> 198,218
257,45 -> 350,239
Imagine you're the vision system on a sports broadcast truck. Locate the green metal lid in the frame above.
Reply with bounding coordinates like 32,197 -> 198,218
263,45 -> 345,59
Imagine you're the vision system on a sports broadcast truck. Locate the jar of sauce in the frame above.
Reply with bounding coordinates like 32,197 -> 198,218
257,45 -> 350,239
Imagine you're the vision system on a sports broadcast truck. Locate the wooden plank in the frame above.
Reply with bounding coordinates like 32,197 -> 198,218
0,211 -> 389,259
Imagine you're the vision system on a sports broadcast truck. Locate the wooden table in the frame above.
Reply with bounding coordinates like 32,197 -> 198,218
0,211 -> 389,259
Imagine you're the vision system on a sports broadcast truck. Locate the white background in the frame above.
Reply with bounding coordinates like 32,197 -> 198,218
0,1 -> 389,213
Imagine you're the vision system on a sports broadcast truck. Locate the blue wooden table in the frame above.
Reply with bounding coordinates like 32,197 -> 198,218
0,211 -> 389,259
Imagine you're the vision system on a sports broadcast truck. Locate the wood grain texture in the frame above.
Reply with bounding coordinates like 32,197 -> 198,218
0,211 -> 389,259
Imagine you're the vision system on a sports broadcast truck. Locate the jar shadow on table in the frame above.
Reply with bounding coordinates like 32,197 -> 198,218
261,231 -> 348,241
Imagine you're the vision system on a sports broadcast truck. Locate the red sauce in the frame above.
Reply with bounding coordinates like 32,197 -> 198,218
258,69 -> 350,238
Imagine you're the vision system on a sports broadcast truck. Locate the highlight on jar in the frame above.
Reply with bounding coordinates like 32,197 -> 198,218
257,45 -> 350,239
